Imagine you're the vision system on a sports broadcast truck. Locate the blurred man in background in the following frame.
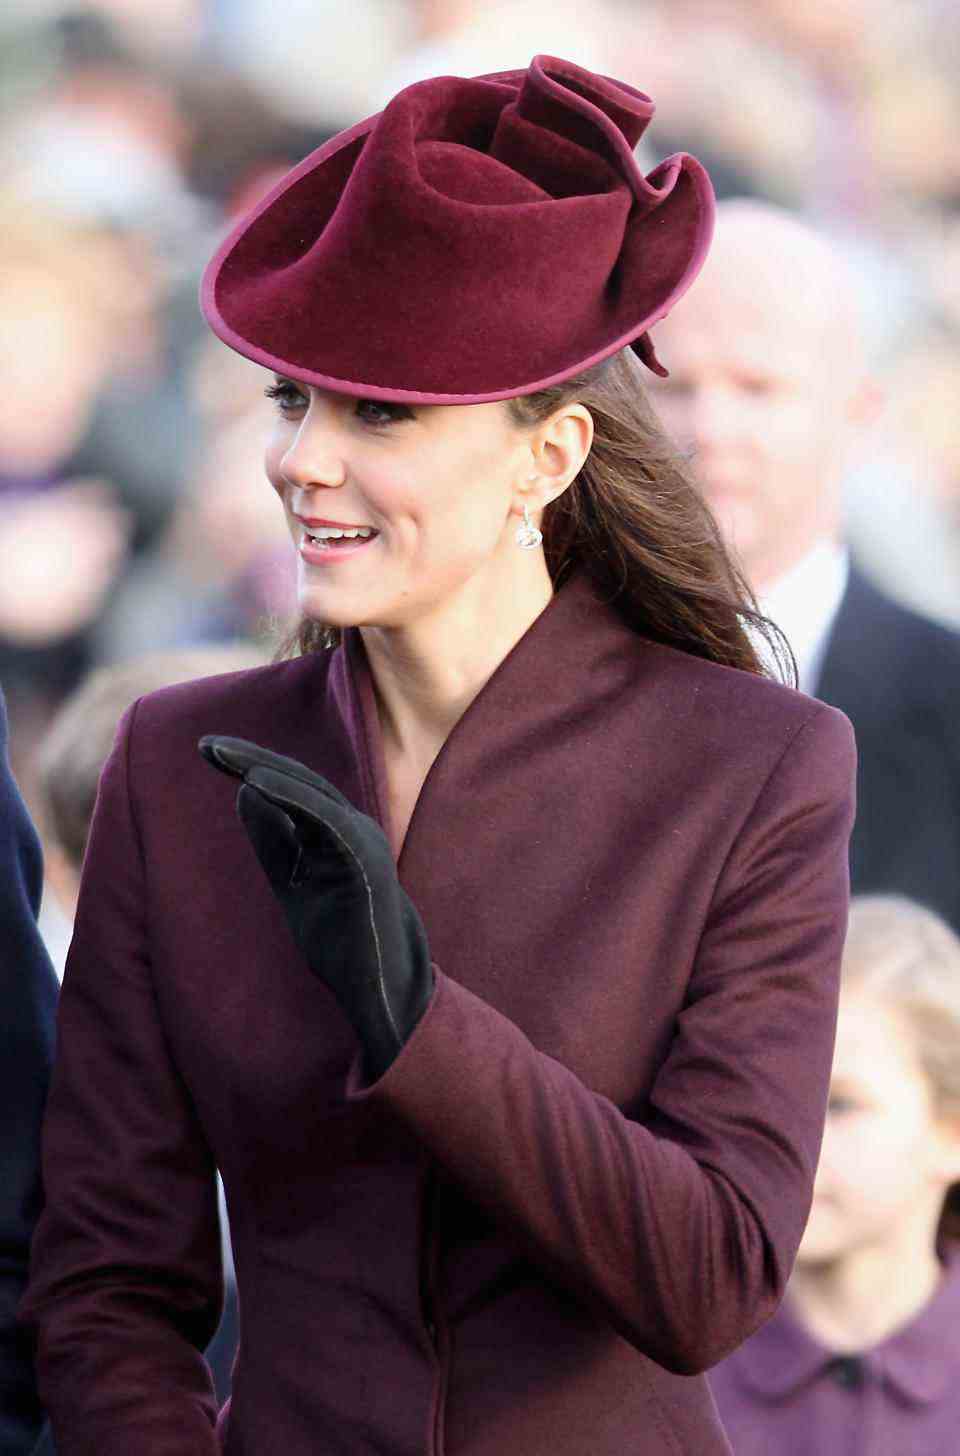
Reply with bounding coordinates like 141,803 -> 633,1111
0,683 -> 58,1453
649,199 -> 960,931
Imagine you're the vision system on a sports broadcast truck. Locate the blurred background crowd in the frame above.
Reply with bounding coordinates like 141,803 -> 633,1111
3,2 -> 960,1448
2,0 -> 960,924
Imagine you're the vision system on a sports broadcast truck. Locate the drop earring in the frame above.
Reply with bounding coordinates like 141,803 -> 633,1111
515,502 -> 543,550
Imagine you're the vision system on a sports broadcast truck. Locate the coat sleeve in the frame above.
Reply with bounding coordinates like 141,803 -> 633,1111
18,699 -> 223,1456
0,686 -> 58,1454
355,702 -> 856,1375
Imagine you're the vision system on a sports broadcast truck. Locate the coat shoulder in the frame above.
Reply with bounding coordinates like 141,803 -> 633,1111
640,637 -> 855,766
122,653 -> 336,771
136,652 -> 326,720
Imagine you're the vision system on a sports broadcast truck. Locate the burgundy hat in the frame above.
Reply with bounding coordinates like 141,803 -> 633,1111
201,54 -> 715,404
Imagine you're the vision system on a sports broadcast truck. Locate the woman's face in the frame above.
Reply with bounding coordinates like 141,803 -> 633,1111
797,991 -> 958,1266
263,376 -> 534,629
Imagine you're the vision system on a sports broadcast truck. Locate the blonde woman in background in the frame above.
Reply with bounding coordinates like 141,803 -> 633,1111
711,895 -> 960,1454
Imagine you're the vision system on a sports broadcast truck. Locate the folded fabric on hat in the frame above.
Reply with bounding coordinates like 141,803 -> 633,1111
201,54 -> 715,402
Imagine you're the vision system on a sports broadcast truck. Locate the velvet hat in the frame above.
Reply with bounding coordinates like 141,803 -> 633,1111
201,54 -> 715,403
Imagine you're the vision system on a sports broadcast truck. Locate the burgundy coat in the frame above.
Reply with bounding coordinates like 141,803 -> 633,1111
21,572 -> 856,1456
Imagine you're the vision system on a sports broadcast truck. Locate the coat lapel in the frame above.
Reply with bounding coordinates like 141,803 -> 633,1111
334,573 -> 661,1052
337,569 -> 639,873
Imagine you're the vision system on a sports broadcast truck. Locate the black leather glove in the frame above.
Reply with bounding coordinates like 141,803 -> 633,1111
198,735 -> 434,1081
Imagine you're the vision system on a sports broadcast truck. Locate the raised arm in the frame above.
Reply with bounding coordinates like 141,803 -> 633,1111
20,701 -> 223,1456
199,704 -> 854,1376
356,705 -> 856,1373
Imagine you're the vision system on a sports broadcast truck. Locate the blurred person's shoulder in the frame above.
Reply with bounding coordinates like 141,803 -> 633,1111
870,580 -> 960,666
830,566 -> 960,702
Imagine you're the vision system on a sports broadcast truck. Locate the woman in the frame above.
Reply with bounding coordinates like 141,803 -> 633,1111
22,56 -> 856,1456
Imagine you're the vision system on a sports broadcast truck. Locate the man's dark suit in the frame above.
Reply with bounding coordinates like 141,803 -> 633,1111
816,565 -> 960,932
1,685 -> 58,1452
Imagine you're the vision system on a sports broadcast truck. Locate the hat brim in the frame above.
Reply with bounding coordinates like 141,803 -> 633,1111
201,68 -> 713,403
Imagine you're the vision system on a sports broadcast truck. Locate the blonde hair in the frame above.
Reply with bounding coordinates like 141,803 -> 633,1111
841,894 -> 960,1245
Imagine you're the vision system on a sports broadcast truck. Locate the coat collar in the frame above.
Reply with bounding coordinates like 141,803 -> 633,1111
727,1257 -> 960,1407
327,568 -> 639,871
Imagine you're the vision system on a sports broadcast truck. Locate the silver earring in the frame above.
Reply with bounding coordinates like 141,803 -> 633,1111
515,502 -> 543,551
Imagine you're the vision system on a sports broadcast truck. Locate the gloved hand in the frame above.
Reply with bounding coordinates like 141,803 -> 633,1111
198,735 -> 434,1081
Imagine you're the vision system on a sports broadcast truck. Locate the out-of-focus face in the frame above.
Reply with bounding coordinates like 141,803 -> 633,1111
263,378 -> 533,630
0,268 -> 109,472
797,991 -> 956,1267
647,213 -> 862,592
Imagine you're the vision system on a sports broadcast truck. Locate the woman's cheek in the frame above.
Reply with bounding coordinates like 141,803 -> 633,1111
843,1115 -> 928,1215
817,1114 -> 886,1201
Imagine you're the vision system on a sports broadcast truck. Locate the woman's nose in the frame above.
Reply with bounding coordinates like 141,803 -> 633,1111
279,416 -> 347,492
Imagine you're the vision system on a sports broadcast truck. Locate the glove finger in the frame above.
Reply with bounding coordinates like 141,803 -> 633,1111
198,734 -> 256,779
199,735 -> 354,811
245,764 -> 394,888
237,783 -> 305,887
245,763 -> 365,849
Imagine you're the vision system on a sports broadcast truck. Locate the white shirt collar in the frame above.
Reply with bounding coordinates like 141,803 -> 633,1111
755,540 -> 850,695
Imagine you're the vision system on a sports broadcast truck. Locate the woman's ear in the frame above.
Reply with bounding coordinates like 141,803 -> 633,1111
526,403 -> 594,509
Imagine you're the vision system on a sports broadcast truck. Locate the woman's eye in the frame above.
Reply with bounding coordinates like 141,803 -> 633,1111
263,385 -> 412,427
264,382 -> 306,413
355,398 -> 413,427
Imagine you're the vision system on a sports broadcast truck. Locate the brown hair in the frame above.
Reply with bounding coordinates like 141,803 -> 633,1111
274,348 -> 794,683
841,895 -> 960,1249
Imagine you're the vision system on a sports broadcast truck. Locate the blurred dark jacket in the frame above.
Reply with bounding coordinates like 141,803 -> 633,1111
0,685 -> 58,1452
817,566 -> 960,932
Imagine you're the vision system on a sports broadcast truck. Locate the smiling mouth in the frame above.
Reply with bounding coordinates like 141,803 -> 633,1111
302,526 -> 378,550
